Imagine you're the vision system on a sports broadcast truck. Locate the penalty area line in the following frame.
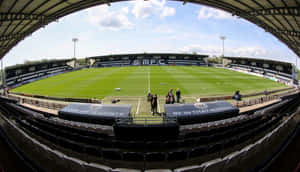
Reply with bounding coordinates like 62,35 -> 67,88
136,98 -> 141,115
157,98 -> 161,113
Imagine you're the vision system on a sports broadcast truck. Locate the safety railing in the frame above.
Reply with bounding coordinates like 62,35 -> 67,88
115,116 -> 177,125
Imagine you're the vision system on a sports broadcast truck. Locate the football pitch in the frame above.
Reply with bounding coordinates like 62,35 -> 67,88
12,66 -> 286,99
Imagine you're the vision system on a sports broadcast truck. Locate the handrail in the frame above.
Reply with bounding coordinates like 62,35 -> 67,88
115,116 -> 177,125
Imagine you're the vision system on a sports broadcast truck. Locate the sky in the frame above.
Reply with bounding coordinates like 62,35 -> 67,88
2,0 -> 299,67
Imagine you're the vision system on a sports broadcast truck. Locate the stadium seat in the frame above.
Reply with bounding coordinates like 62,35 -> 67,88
57,136 -> 72,149
182,138 -> 196,147
207,142 -> 223,154
112,168 -> 141,172
84,145 -> 102,158
189,146 -> 207,159
223,149 -> 249,172
51,149 -> 69,171
236,131 -> 251,143
146,141 -> 162,149
210,132 -> 224,142
68,140 -> 85,153
64,156 -> 86,172
81,135 -> 98,146
243,139 -> 265,170
144,169 -> 172,172
145,152 -> 166,162
174,165 -> 203,172
195,136 -> 211,145
128,141 -> 145,150
98,138 -> 114,148
184,132 -> 201,139
123,152 -> 144,161
267,128 -> 280,154
163,140 -> 179,149
201,158 -> 226,172
167,150 -> 187,161
114,140 -> 128,149
102,149 -> 122,160
42,148 -> 61,171
222,137 -> 236,149
257,133 -> 273,162
83,162 -> 112,172
242,144 -> 262,171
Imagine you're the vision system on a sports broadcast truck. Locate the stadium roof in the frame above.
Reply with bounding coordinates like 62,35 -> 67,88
0,0 -> 299,60
224,56 -> 293,65
87,53 -> 209,59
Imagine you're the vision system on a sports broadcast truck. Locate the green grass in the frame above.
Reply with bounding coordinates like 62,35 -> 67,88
11,66 -> 287,99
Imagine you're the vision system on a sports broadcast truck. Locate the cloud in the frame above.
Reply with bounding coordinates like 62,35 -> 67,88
132,0 -> 157,18
182,44 -> 269,57
161,6 -> 176,17
87,5 -> 133,30
132,0 -> 175,18
198,6 -> 235,20
154,25 -> 175,34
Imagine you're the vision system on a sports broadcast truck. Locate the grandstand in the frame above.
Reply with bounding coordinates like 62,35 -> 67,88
5,59 -> 75,88
0,0 -> 300,171
88,53 -> 208,67
0,53 -> 299,171
225,57 -> 298,85
0,89 -> 299,171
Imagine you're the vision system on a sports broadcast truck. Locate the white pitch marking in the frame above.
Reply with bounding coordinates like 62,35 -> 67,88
157,98 -> 161,113
148,68 -> 151,93
136,98 -> 141,115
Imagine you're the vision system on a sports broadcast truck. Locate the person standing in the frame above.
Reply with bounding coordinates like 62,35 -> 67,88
147,92 -> 152,102
151,94 -> 158,115
233,90 -> 241,101
170,92 -> 175,104
232,90 -> 241,107
166,92 -> 170,104
176,88 -> 181,103
264,89 -> 268,96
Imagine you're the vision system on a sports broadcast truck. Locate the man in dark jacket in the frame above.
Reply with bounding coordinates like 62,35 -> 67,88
151,94 -> 158,115
176,88 -> 181,103
233,90 -> 241,101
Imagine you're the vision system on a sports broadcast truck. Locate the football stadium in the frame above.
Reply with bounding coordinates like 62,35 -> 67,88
0,1 -> 300,172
